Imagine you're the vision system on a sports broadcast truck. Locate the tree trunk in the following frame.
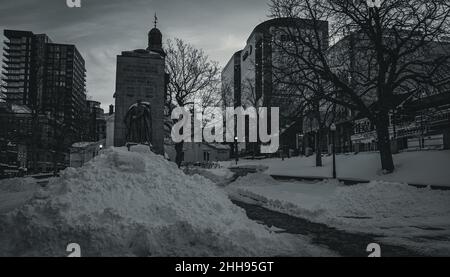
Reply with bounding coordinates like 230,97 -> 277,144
375,113 -> 395,173
175,142 -> 184,168
315,130 -> 323,167
53,150 -> 58,176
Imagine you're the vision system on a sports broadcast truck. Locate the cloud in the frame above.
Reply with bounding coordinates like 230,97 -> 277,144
1,0 -> 270,109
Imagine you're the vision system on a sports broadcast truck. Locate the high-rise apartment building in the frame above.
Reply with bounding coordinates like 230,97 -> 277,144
2,30 -> 52,108
3,30 -> 87,131
42,43 -> 87,134
1,29 -> 87,174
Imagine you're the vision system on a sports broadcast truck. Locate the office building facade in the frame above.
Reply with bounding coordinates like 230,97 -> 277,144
221,50 -> 242,108
222,18 -> 329,154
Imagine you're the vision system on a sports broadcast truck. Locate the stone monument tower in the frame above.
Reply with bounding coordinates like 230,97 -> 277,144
114,17 -> 166,155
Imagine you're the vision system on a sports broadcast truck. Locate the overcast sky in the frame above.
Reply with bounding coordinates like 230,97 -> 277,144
0,0 -> 270,109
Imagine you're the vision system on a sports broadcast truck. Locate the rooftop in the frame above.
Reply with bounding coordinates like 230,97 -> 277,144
11,104 -> 31,114
246,17 -> 329,44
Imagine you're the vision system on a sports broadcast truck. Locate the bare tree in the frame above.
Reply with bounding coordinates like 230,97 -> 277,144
220,82 -> 236,111
296,80 -> 335,166
241,77 -> 261,159
165,38 -> 221,167
269,0 -> 450,173
272,49 -> 336,166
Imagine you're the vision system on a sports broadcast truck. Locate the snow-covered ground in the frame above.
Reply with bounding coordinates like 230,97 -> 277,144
0,146 -> 335,257
224,150 -> 450,187
183,167 -> 234,185
0,178 -> 41,214
226,174 -> 450,256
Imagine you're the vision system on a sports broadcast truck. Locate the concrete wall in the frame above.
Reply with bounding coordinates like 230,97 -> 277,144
105,114 -> 115,148
69,141 -> 104,168
408,135 -> 444,150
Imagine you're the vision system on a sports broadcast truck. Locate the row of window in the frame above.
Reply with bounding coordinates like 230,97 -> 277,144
6,75 -> 27,81
6,63 -> 26,69
5,88 -> 25,93
8,38 -> 31,44
6,44 -> 28,51
6,69 -> 27,74
6,57 -> 27,63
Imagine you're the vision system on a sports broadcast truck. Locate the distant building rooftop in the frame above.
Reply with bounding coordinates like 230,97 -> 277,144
206,143 -> 231,151
11,104 -> 32,114
0,103 -> 32,114
71,142 -> 99,148
246,17 -> 328,44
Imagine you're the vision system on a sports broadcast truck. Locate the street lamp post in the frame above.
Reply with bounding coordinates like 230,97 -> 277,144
330,123 -> 337,179
299,134 -> 304,156
234,137 -> 239,165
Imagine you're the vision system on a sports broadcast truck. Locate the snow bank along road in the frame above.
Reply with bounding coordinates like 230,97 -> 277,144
222,150 -> 450,187
225,174 -> 450,257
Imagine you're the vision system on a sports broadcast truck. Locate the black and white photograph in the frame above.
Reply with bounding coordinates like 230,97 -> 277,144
0,0 -> 449,261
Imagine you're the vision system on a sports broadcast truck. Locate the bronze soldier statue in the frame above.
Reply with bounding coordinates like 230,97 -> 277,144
124,100 -> 153,151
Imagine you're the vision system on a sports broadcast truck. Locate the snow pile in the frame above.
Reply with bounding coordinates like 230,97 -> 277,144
328,181 -> 450,222
0,146 -> 331,257
184,167 -> 234,185
0,178 -> 39,214
0,177 -> 38,193
227,175 -> 339,219
227,174 -> 450,255
230,173 -> 284,188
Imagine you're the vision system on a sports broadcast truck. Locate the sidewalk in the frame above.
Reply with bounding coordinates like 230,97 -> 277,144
269,174 -> 450,191
223,150 -> 450,187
